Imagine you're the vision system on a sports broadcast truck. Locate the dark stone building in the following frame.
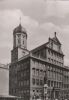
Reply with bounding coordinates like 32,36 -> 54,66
9,23 -> 69,100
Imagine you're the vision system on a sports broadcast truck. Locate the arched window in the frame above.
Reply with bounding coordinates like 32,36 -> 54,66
17,34 -> 21,44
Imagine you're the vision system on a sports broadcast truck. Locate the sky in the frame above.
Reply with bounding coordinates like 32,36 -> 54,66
0,0 -> 69,66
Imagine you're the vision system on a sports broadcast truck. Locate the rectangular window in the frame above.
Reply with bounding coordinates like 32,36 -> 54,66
32,68 -> 35,76
36,79 -> 39,85
36,69 -> 39,76
27,80 -> 29,85
48,80 -> 50,87
40,70 -> 43,76
32,78 -> 35,85
40,80 -> 43,85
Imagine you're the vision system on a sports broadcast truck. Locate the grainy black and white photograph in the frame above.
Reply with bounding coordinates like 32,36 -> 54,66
0,0 -> 69,100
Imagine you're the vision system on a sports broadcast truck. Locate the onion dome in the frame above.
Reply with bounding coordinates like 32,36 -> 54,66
13,23 -> 27,36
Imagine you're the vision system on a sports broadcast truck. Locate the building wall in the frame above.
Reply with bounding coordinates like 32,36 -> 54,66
46,48 -> 64,67
30,58 -> 45,100
30,57 -> 64,99
18,48 -> 29,59
9,58 -> 30,100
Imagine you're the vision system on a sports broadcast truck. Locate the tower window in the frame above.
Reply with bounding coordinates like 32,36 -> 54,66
23,41 -> 24,44
17,34 -> 21,44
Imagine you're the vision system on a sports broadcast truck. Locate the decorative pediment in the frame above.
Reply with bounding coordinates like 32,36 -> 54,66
52,32 -> 61,45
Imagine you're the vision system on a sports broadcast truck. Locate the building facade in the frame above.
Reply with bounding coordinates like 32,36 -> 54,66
9,24 -> 69,100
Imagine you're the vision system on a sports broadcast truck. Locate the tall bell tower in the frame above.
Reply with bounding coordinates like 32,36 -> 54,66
13,23 -> 27,49
11,22 -> 29,63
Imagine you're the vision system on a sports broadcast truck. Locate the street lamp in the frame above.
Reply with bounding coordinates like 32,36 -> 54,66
43,68 -> 48,100
33,93 -> 36,100
44,84 -> 48,100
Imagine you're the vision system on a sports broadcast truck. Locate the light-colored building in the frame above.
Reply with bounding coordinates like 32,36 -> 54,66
0,64 -> 9,95
9,23 -> 69,100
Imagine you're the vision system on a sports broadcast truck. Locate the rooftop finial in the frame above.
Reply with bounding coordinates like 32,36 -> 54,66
19,16 -> 21,25
54,32 -> 57,37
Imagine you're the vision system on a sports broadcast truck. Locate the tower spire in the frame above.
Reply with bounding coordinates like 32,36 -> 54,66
54,32 -> 57,37
19,16 -> 21,25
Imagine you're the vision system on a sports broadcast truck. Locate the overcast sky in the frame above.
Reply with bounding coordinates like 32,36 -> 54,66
0,0 -> 69,66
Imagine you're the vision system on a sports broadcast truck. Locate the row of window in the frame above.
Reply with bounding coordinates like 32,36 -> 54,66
17,61 -> 29,70
10,60 -> 29,71
48,49 -> 63,60
32,78 -> 43,86
32,68 -> 46,77
48,70 -> 63,81
64,76 -> 69,83
32,78 -> 66,88
19,80 -> 29,86
48,58 -> 63,66
47,66 -> 62,73
63,71 -> 69,76
32,60 -> 45,69
18,89 -> 29,95
48,80 -> 62,88
48,80 -> 69,89
18,69 -> 29,78
32,60 -> 63,73
32,89 -> 42,94
63,84 -> 69,88
32,67 -> 63,80
32,48 -> 46,59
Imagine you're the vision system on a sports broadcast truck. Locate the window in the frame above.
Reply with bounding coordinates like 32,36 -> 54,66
51,81 -> 53,87
36,69 -> 39,76
24,71 -> 26,76
44,71 -> 46,76
37,90 -> 39,92
40,80 -> 43,85
21,81 -> 23,86
32,68 -> 35,76
48,50 -> 50,54
17,34 -> 21,44
32,78 -> 35,85
33,90 -> 35,92
48,58 -> 50,62
36,79 -> 39,85
51,51 -> 53,56
27,80 -> 29,85
21,72 -> 23,77
48,80 -> 50,87
40,70 -> 43,76
24,80 -> 26,86
51,59 -> 53,63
